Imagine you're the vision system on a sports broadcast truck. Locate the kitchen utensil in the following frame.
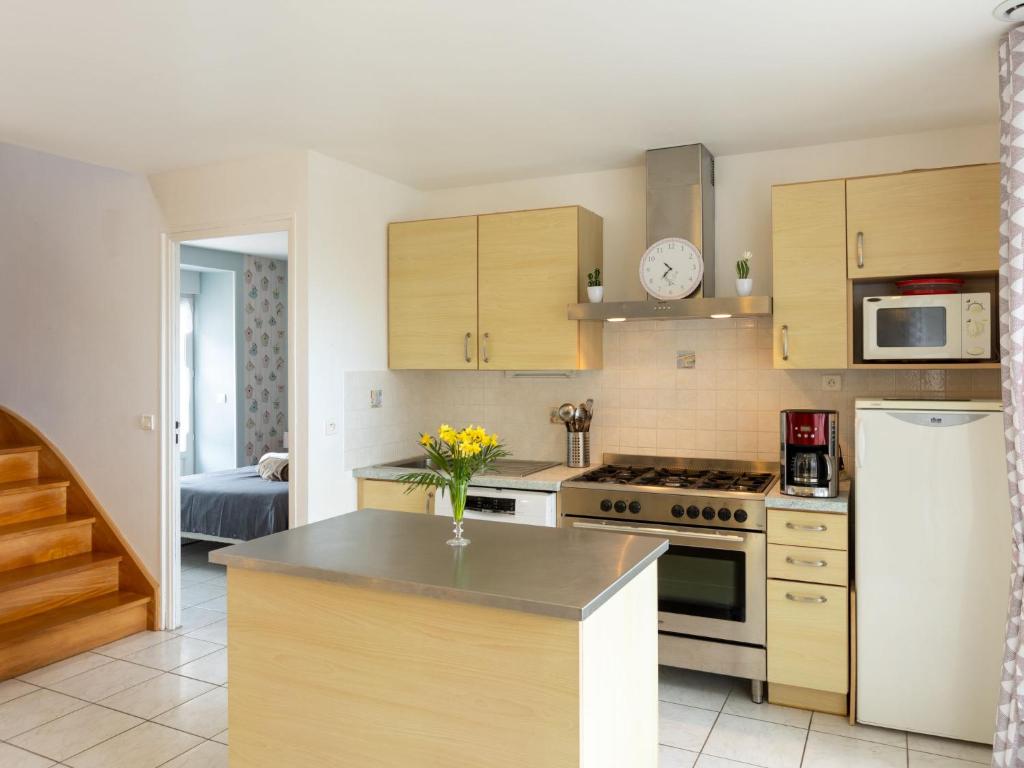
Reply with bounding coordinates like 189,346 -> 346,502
584,399 -> 594,430
574,404 -> 585,432
557,403 -> 575,431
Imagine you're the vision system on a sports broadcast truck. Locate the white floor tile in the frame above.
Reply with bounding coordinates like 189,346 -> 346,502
0,678 -> 39,705
909,750 -> 989,766
92,631 -> 178,659
98,672 -> 215,719
173,649 -> 228,686
183,619 -> 227,646
18,653 -> 113,687
50,659 -> 161,702
0,741 -> 58,768
8,704 -> 141,762
180,584 -> 225,610
659,701 -> 718,752
180,570 -> 216,586
658,667 -> 734,711
660,744 -> 698,767
702,713 -> 807,768
721,687 -> 810,728
907,733 -> 992,764
122,636 -> 221,672
199,573 -> 226,588
176,607 -> 224,633
160,739 -> 229,768
695,756 -> 762,767
810,712 -> 906,748
211,729 -> 228,745
802,730 -> 907,767
0,690 -> 89,740
63,721 -> 202,768
154,687 -> 228,738
193,595 -> 227,612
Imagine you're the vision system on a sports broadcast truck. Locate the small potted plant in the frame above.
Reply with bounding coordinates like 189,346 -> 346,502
735,251 -> 753,296
587,268 -> 603,303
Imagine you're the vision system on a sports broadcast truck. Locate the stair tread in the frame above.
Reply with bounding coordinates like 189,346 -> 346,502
0,513 -> 95,541
0,590 -> 150,645
0,477 -> 69,496
0,446 -> 42,456
0,552 -> 121,593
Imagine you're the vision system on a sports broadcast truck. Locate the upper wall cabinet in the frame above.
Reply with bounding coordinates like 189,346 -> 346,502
772,180 -> 848,369
388,206 -> 603,371
388,216 -> 478,370
846,164 -> 1000,279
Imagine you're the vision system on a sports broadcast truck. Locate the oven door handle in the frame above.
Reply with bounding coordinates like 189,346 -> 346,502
570,521 -> 745,543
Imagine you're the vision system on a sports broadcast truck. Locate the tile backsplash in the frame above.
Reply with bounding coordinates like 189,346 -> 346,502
344,318 -> 1001,471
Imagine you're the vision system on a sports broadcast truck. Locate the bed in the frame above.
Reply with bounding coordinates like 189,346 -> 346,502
181,466 -> 289,542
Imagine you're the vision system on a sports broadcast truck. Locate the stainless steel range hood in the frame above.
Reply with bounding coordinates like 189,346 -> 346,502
569,143 -> 772,322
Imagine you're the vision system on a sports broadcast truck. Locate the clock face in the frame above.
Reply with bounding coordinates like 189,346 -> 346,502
639,238 -> 703,300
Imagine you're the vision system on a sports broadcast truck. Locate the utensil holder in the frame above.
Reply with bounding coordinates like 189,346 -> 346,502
567,432 -> 590,468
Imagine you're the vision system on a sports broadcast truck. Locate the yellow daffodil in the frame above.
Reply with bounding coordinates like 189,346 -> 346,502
459,441 -> 482,456
419,433 -> 431,447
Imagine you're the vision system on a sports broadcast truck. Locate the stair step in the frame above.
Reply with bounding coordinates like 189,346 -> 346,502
0,446 -> 41,484
0,552 -> 121,624
0,514 -> 95,572
0,591 -> 150,680
0,478 -> 69,526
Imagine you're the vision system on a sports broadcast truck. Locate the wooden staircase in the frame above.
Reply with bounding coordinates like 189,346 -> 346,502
0,409 -> 157,680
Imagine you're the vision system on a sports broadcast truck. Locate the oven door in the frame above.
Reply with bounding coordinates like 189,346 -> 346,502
569,519 -> 766,646
863,295 -> 961,360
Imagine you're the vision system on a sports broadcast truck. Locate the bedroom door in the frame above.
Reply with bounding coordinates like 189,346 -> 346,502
179,295 -> 196,476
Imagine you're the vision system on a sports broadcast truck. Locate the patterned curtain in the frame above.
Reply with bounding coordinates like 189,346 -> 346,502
996,27 -> 1024,767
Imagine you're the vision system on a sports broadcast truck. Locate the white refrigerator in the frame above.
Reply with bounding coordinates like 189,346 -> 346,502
855,399 -> 1010,744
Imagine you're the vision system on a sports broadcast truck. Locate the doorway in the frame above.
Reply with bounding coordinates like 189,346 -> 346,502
162,227 -> 297,632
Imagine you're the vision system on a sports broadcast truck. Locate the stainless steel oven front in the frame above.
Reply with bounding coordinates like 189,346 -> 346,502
568,518 -> 765,646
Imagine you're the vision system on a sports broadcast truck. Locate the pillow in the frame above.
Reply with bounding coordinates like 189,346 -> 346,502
257,452 -> 289,482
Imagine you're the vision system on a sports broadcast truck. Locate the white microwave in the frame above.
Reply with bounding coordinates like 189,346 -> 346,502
863,293 -> 992,361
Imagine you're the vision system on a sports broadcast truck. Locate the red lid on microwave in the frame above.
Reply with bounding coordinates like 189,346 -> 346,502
895,277 -> 964,295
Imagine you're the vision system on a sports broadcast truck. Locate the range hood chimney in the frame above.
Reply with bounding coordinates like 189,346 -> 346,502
568,143 -> 772,322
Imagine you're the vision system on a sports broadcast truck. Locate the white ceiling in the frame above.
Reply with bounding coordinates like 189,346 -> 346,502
0,1 -> 1006,189
184,232 -> 288,259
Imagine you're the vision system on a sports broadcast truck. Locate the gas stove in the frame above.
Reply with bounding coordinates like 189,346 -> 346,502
561,454 -> 778,531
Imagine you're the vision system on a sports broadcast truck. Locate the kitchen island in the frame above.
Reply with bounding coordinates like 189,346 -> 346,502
210,508 -> 666,768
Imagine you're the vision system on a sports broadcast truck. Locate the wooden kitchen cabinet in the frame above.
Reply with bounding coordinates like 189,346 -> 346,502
357,479 -> 434,515
388,206 -> 602,371
388,216 -> 478,369
771,180 -> 848,369
846,164 -> 1000,279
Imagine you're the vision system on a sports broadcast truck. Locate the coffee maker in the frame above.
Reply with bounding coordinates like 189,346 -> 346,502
780,410 -> 839,497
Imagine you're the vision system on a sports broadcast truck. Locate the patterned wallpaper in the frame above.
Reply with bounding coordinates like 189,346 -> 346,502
243,255 -> 287,464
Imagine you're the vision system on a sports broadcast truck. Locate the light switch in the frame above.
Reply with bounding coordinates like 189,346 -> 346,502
370,389 -> 383,408
139,414 -> 155,431
325,419 -> 338,436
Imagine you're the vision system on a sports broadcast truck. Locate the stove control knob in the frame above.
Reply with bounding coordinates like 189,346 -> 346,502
628,501 -> 642,514
686,505 -> 700,519
734,509 -> 748,523
717,508 -> 732,521
671,505 -> 685,518
600,499 -> 613,512
702,506 -> 715,520
614,500 -> 627,513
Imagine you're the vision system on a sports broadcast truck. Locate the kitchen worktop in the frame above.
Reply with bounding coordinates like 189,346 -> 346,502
766,479 -> 852,514
352,459 -> 585,491
210,508 -> 667,620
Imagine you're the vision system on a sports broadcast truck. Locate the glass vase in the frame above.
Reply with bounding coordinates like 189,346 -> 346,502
446,478 -> 470,547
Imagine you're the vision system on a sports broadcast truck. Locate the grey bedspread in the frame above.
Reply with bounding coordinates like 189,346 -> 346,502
181,466 -> 289,541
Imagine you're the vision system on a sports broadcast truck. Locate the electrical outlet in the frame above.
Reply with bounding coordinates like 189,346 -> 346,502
677,351 -> 696,369
550,407 -> 564,424
139,414 -> 155,431
369,389 -> 383,408
325,419 -> 337,436
822,374 -> 843,391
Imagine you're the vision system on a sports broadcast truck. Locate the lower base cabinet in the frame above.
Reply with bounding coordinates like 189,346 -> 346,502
357,479 -> 434,514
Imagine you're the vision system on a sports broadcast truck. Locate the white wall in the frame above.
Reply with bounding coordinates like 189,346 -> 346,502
193,270 -> 237,472
0,142 -> 164,574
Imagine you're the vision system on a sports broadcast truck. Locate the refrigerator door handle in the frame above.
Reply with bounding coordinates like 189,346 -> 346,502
887,412 -> 986,428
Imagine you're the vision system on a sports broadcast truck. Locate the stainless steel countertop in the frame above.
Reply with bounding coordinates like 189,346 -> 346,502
209,509 -> 667,620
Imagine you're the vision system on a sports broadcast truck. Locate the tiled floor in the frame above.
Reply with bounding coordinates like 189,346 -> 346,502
1,540 -> 994,767
0,542 -> 229,768
658,666 -> 993,767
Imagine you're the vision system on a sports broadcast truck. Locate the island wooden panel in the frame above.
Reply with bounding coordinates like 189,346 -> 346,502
227,564 -> 657,767
357,479 -> 434,514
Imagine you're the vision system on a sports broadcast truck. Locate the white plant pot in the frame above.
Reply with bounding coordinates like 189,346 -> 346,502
735,278 -> 753,297
587,285 -> 604,303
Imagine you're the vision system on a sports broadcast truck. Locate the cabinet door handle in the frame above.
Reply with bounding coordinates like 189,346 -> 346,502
785,521 -> 827,532
464,332 -> 472,363
781,325 -> 790,361
786,556 -> 828,568
482,332 -> 490,363
856,231 -> 864,269
786,592 -> 828,604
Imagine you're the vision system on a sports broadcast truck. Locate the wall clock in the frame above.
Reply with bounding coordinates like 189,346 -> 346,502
639,237 -> 703,300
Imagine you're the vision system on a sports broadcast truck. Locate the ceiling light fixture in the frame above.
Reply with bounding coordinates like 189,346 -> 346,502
709,313 -> 733,319
994,0 -> 1024,22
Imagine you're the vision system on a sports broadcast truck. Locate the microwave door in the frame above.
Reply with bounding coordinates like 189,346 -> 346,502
863,296 -> 961,360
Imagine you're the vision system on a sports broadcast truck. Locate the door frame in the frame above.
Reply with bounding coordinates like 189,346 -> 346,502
160,215 -> 304,630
